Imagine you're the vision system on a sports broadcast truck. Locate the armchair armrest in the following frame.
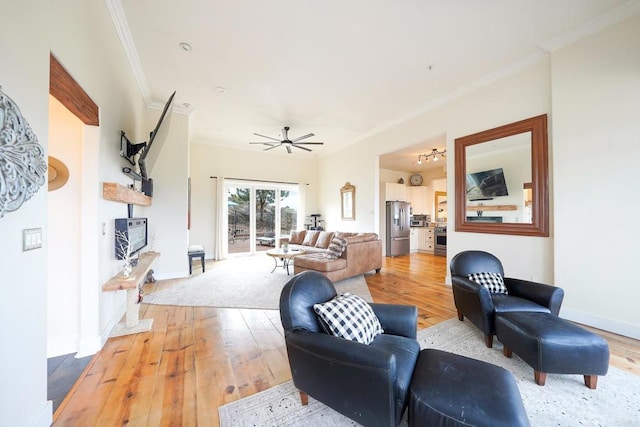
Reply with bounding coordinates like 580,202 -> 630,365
451,276 -> 495,310
370,303 -> 417,339
504,278 -> 564,315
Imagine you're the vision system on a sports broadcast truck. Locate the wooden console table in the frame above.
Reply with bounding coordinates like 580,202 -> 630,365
102,251 -> 160,337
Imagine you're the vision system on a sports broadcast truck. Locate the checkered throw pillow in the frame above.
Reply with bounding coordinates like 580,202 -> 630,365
313,293 -> 383,344
467,272 -> 509,294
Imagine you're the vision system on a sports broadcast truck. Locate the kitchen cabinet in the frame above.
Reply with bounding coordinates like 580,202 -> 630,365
385,183 -> 407,202
408,186 -> 428,215
417,227 -> 434,253
410,228 -> 418,253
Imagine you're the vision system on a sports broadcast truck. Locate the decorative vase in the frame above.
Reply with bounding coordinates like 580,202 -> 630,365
122,261 -> 132,278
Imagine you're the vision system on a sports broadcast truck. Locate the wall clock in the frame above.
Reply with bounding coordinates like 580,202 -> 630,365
410,174 -> 423,186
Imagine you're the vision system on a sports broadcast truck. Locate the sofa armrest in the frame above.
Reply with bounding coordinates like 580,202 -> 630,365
370,303 -> 417,339
504,278 -> 564,315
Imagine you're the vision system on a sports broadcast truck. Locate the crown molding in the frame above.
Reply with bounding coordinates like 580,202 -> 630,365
539,0 -> 640,52
104,0 -> 152,106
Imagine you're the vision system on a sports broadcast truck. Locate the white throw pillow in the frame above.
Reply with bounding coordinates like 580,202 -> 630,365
313,293 -> 383,344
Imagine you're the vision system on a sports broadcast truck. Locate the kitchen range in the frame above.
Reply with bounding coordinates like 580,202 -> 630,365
434,226 -> 447,257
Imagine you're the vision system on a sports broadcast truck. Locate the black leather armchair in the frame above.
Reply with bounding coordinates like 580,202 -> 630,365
279,271 -> 420,427
450,250 -> 564,348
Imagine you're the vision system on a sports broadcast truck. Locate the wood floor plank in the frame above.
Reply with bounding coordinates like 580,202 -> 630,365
53,252 -> 639,426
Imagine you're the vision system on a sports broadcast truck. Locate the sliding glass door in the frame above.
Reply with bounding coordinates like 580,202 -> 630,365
226,181 -> 299,255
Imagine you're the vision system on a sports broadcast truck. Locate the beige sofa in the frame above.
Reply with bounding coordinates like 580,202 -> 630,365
282,230 -> 382,282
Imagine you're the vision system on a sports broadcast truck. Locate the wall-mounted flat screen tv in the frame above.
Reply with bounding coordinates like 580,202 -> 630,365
466,167 -> 509,200
115,218 -> 148,260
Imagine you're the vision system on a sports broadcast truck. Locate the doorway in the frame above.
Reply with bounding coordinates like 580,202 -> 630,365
226,181 -> 299,255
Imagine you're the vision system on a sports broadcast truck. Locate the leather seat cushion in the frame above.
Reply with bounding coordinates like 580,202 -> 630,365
409,349 -> 529,427
492,294 -> 551,314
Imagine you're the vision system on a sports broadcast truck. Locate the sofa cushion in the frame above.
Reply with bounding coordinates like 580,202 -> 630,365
468,272 -> 508,294
289,230 -> 306,245
295,253 -> 347,272
301,230 -> 320,247
326,234 -> 347,259
313,293 -> 384,344
314,231 -> 335,249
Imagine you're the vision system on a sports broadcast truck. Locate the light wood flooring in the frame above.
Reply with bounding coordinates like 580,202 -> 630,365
53,253 -> 639,426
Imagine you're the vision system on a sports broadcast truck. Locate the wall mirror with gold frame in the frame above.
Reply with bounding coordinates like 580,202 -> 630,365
454,114 -> 549,236
340,182 -> 355,220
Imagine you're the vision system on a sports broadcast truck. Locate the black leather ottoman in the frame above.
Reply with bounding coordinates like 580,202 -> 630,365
408,349 -> 529,427
495,312 -> 610,388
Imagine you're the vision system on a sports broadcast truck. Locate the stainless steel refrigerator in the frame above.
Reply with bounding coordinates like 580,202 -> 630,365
386,201 -> 411,256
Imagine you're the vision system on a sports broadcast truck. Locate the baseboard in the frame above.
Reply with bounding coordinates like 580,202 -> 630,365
153,270 -> 189,281
30,400 -> 52,427
98,302 -> 127,348
47,334 -> 80,358
561,307 -> 640,340
77,334 -> 102,358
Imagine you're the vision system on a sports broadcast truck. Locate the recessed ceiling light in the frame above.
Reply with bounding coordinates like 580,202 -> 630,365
214,86 -> 227,94
179,42 -> 192,52
182,103 -> 191,109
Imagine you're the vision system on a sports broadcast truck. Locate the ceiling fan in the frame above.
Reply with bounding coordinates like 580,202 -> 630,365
250,126 -> 324,153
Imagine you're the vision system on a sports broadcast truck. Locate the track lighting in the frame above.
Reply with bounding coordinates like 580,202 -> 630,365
417,148 -> 446,165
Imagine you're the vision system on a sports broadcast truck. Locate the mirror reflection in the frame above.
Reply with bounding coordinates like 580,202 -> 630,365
435,191 -> 447,222
465,133 -> 532,224
455,114 -> 549,237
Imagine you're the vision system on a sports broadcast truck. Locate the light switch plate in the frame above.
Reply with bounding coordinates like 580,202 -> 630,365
23,228 -> 43,251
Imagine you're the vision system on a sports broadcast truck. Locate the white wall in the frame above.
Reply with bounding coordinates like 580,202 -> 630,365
0,2 -> 51,425
47,96 -> 83,357
552,13 -> 640,338
189,143 -> 320,257
145,110 -> 190,279
320,59 -> 554,285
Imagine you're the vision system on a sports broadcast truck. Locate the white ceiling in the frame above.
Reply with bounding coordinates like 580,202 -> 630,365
111,0 -> 634,167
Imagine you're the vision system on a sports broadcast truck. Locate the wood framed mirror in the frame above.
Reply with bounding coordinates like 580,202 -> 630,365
454,114 -> 549,236
340,182 -> 355,220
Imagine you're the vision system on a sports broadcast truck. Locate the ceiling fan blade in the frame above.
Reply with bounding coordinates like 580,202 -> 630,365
292,144 -> 312,152
294,142 -> 324,145
250,142 -> 276,145
253,133 -> 282,142
291,133 -> 314,142
286,145 -> 292,154
264,144 -> 282,151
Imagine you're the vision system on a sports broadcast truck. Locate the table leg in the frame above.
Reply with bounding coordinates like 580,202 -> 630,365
270,256 -> 279,273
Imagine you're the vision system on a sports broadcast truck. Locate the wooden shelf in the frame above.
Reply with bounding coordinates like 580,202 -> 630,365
103,182 -> 151,206
102,252 -> 160,292
466,204 -> 517,211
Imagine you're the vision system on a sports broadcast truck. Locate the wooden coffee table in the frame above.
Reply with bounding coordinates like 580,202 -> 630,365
266,248 -> 306,275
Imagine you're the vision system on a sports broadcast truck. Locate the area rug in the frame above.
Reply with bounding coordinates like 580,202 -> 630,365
219,318 -> 640,426
143,255 -> 372,309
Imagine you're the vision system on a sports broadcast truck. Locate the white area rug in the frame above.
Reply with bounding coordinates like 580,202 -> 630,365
219,318 -> 640,426
143,255 -> 372,309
